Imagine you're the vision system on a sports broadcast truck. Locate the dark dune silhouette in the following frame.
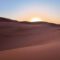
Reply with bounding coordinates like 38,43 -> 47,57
0,17 -> 60,60
0,17 -> 17,22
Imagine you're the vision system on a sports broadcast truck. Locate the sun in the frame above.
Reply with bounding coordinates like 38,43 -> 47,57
30,17 -> 43,22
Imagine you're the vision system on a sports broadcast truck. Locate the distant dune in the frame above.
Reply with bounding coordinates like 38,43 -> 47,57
0,17 -> 17,22
0,17 -> 60,60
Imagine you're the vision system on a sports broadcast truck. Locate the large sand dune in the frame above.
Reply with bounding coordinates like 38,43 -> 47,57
0,17 -> 60,60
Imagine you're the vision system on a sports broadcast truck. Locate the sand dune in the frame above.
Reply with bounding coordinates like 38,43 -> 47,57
0,17 -> 60,60
0,41 -> 60,60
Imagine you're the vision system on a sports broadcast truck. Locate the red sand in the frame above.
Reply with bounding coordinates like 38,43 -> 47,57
0,41 -> 60,60
0,18 -> 60,60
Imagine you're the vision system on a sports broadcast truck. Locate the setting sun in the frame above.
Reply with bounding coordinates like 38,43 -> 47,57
30,17 -> 43,22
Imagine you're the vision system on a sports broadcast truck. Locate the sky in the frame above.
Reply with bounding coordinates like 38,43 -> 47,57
0,0 -> 60,24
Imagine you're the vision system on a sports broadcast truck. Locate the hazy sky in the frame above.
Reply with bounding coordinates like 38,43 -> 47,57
0,0 -> 60,23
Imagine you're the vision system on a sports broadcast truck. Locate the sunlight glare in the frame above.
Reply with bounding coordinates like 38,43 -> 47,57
30,17 -> 43,22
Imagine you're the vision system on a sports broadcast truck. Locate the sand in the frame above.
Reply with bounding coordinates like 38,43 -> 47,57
0,17 -> 60,60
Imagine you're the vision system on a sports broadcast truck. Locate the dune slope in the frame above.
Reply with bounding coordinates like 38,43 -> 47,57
0,17 -> 60,60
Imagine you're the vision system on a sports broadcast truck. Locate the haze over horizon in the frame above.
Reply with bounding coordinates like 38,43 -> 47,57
0,0 -> 60,24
